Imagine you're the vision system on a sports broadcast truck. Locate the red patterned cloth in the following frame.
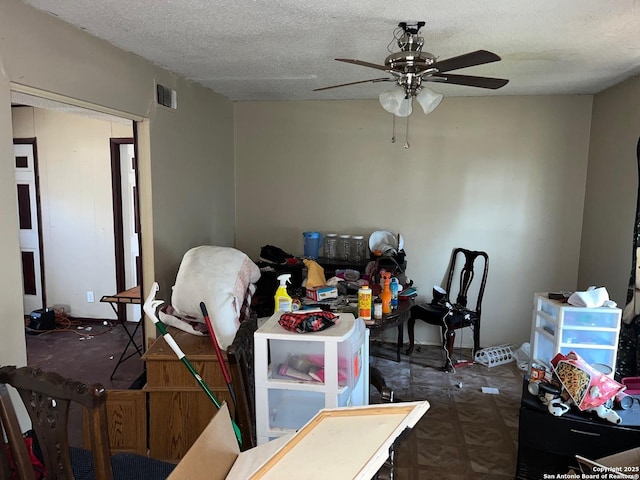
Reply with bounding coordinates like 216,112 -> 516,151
278,311 -> 338,333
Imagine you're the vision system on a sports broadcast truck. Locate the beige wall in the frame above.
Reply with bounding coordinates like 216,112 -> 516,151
0,71 -> 27,369
579,75 -> 640,306
0,2 -> 235,372
235,96 -> 594,347
12,106 -> 133,318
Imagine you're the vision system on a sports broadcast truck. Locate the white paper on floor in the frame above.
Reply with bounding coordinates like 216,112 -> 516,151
481,387 -> 500,394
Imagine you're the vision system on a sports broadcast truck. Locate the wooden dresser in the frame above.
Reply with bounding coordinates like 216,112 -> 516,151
142,327 -> 235,461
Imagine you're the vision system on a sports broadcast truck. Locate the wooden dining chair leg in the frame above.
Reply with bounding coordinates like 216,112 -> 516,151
0,385 -> 36,480
0,444 -> 10,480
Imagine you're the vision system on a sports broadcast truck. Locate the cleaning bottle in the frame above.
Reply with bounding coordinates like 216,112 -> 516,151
373,297 -> 383,320
274,273 -> 293,313
358,283 -> 372,320
390,277 -> 399,310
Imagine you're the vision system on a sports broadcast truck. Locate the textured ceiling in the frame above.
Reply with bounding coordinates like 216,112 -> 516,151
23,0 -> 640,102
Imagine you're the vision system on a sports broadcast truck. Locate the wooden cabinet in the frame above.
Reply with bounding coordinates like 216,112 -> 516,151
142,327 -> 234,461
83,389 -> 147,456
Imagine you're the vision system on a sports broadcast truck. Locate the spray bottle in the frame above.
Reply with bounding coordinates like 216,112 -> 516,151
274,274 -> 293,313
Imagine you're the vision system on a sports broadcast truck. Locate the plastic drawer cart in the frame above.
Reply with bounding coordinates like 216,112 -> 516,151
529,292 -> 621,373
254,311 -> 369,445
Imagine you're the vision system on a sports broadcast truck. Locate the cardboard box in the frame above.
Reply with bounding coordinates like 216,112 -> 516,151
168,400 -> 429,480
305,285 -> 338,301
577,447 -> 640,479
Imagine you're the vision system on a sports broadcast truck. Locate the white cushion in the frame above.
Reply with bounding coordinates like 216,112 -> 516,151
171,246 -> 261,349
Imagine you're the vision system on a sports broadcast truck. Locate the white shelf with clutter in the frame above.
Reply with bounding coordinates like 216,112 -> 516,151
254,311 -> 369,445
529,292 -> 622,374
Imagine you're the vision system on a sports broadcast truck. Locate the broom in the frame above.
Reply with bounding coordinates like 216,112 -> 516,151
199,302 -> 238,410
143,282 -> 242,446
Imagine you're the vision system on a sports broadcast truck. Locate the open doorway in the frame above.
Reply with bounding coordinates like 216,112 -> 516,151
111,138 -> 141,323
13,138 -> 45,314
11,91 -> 145,387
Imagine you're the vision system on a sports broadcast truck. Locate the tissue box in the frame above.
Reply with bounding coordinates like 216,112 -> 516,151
306,286 -> 338,301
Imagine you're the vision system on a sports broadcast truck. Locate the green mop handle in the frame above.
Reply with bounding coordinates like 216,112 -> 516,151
143,282 -> 242,446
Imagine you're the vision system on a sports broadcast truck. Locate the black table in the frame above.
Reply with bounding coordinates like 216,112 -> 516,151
365,300 -> 412,363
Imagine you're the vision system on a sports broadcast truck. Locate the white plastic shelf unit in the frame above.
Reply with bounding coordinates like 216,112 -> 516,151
530,293 -> 621,374
254,311 -> 369,445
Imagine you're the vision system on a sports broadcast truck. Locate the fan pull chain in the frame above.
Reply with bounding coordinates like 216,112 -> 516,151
391,115 -> 396,143
404,115 -> 410,149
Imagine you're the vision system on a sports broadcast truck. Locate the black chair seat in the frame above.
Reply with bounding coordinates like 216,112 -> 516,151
72,448 -> 175,480
411,303 -> 477,328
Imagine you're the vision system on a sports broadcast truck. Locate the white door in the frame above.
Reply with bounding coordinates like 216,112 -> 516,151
120,143 -> 140,322
14,142 -> 44,314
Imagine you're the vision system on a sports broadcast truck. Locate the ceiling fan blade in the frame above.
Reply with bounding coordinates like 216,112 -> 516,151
313,77 -> 393,92
335,58 -> 390,72
432,50 -> 501,73
432,73 -> 508,90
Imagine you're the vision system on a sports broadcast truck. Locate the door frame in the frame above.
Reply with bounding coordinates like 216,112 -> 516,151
14,137 -> 46,311
109,133 -> 144,344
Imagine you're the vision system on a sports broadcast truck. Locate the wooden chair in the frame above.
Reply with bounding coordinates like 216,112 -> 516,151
0,365 -> 174,480
226,316 -> 258,451
0,382 -> 37,479
405,248 -> 489,371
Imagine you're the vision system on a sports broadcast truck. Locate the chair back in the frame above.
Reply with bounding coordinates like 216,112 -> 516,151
226,316 -> 258,451
444,248 -> 489,313
0,365 -> 114,480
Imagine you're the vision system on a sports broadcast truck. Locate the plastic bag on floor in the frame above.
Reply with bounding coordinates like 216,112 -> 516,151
513,342 -> 530,371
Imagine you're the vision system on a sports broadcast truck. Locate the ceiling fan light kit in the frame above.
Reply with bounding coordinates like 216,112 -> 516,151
416,87 -> 444,115
379,86 -> 413,117
315,21 -> 508,118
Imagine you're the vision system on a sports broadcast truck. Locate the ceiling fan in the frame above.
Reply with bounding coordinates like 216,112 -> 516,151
314,22 -> 509,117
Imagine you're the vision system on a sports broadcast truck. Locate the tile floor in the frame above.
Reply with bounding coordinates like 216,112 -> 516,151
370,340 -> 525,479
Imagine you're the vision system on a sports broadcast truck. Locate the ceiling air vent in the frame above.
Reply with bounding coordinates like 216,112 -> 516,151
156,84 -> 177,109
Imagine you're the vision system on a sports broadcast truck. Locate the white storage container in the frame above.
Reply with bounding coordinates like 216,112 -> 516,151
254,311 -> 369,445
529,293 -> 621,374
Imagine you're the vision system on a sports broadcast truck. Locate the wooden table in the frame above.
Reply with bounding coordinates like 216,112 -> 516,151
100,286 -> 143,379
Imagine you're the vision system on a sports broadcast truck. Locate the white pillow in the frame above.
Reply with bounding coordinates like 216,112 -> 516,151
171,246 -> 261,349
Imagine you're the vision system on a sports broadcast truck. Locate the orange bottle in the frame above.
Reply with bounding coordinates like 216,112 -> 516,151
380,270 -> 392,314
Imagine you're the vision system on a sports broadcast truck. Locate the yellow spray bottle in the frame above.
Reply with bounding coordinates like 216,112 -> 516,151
274,273 -> 293,313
